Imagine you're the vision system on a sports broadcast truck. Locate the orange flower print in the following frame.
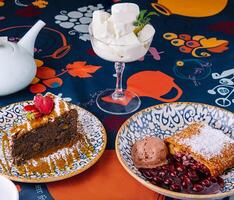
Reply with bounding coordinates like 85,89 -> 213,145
30,59 -> 101,93
66,61 -> 101,78
30,59 -> 63,93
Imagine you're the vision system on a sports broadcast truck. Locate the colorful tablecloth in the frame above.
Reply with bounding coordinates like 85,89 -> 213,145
0,0 -> 233,199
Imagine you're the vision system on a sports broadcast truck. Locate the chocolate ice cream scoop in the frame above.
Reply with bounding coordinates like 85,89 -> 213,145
131,136 -> 168,168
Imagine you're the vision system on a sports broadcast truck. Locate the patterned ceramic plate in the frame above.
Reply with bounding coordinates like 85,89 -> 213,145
0,102 -> 107,183
116,102 -> 234,199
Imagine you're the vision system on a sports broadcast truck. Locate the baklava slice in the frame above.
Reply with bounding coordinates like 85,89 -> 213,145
165,123 -> 234,177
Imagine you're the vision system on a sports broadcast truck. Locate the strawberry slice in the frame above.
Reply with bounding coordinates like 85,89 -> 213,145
34,94 -> 54,115
24,105 -> 38,112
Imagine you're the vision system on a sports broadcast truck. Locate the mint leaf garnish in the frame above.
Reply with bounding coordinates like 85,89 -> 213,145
133,10 -> 159,34
146,11 -> 159,17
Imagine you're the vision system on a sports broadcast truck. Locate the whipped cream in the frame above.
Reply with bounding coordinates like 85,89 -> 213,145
90,3 -> 155,62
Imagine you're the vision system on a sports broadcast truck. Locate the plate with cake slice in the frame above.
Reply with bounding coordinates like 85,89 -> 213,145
0,93 -> 107,183
115,102 -> 234,199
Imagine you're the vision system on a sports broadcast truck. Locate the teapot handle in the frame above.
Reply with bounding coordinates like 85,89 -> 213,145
157,84 -> 183,102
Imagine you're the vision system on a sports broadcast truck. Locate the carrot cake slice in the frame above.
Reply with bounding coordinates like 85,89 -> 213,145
10,93 -> 79,165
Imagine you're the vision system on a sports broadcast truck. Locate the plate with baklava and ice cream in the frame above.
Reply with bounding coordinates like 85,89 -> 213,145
116,102 -> 234,199
0,93 -> 107,182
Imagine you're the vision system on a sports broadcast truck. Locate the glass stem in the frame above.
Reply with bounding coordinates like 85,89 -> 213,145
112,62 -> 125,99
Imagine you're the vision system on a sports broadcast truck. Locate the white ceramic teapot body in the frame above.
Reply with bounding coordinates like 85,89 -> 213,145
0,20 -> 46,96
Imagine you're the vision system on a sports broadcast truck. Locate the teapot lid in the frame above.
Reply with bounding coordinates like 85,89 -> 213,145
0,37 -> 14,55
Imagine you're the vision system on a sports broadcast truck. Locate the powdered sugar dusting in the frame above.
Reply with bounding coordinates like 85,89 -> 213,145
179,124 -> 234,159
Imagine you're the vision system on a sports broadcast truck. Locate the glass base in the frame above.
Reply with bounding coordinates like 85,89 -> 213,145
96,89 -> 141,115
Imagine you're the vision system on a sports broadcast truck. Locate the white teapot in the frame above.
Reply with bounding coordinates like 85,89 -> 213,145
0,20 -> 46,96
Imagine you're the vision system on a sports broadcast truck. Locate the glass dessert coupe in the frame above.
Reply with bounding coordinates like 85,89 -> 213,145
89,25 -> 155,115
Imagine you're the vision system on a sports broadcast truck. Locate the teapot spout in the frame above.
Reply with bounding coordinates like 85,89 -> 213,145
18,20 -> 46,56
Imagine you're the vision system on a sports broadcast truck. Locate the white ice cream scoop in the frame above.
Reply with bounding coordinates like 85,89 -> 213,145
108,14 -> 136,38
137,24 -> 156,42
110,32 -> 140,45
92,21 -> 115,41
111,3 -> 140,18
91,10 -> 115,41
109,3 -> 139,38
92,10 -> 110,24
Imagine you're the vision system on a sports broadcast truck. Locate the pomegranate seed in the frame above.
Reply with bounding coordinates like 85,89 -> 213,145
164,177 -> 172,185
189,163 -> 197,170
176,153 -> 183,158
170,172 -> 176,177
210,177 -> 217,183
201,179 -> 211,187
187,154 -> 192,160
181,175 -> 191,189
174,153 -> 183,162
198,165 -> 209,174
140,153 -> 225,194
188,170 -> 199,181
176,166 -> 183,172
170,183 -> 181,191
192,184 -> 204,192
162,165 -> 168,170
182,175 -> 191,185
182,180 -> 189,188
182,155 -> 187,161
176,164 -> 185,172
169,164 -> 175,171
149,169 -> 158,176
175,158 -> 181,162
159,171 -> 166,177
153,176 -> 162,183
183,160 -> 190,166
